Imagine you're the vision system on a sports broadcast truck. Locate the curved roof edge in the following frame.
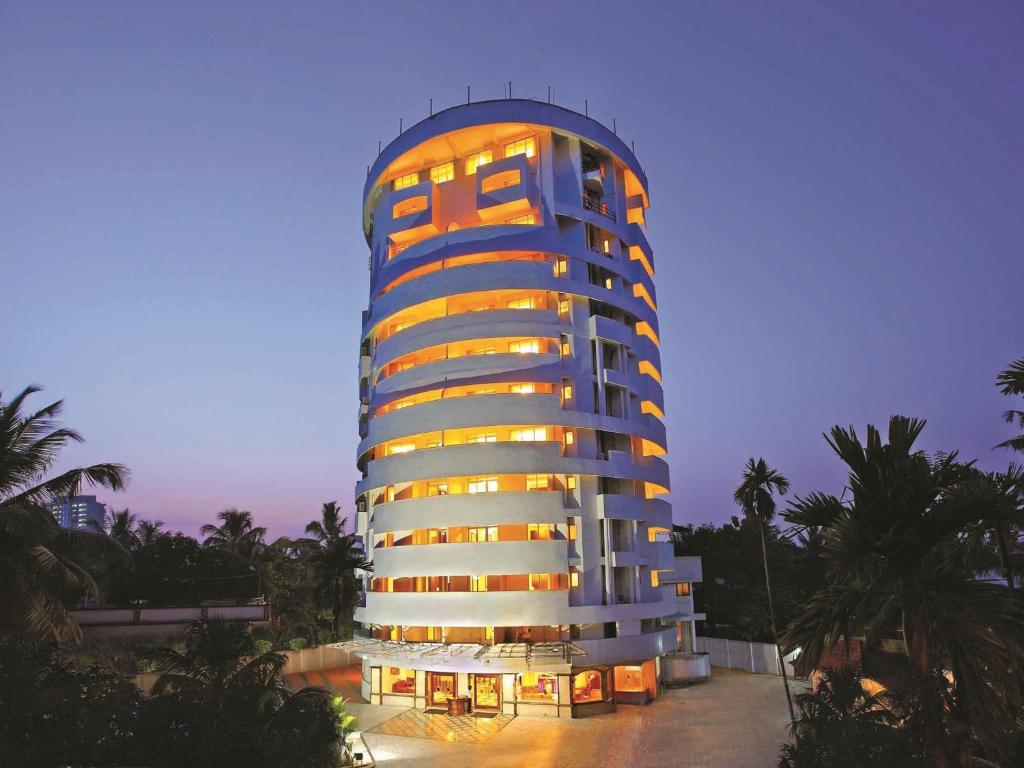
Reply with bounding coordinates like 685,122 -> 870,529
364,99 -> 648,201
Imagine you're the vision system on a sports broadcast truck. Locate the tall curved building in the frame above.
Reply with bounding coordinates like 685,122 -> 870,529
352,99 -> 703,717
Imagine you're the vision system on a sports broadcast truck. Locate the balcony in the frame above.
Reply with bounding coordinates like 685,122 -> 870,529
583,193 -> 616,223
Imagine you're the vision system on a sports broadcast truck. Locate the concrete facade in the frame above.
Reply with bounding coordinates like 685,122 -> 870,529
352,100 -> 700,716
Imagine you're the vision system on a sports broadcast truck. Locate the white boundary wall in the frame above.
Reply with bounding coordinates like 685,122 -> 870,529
696,636 -> 796,677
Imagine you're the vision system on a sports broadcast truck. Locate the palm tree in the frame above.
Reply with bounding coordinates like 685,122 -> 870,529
782,416 -> 1024,767
734,457 -> 796,723
135,519 -> 166,548
0,385 -> 129,642
996,358 -> 1024,453
779,667 -> 920,768
305,502 -> 370,638
149,618 -> 287,698
200,508 -> 266,561
89,507 -> 140,551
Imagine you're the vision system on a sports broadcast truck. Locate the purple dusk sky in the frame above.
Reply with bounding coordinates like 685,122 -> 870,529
2,2 -> 1021,539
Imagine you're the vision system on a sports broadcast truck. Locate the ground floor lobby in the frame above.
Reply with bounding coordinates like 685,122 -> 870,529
361,658 -> 660,718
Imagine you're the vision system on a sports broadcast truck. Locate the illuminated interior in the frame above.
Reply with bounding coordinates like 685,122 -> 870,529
517,671 -> 557,703
376,523 -> 566,547
635,321 -> 660,346
371,473 -> 562,504
369,424 -> 565,461
370,573 -> 571,592
572,670 -> 606,704
372,624 -> 570,644
637,360 -> 662,383
374,381 -> 554,416
628,245 -> 655,278
379,251 -> 551,295
641,400 -> 665,419
374,289 -> 554,342
377,336 -> 554,382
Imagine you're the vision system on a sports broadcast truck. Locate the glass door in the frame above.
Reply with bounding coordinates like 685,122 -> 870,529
473,673 -> 501,710
429,672 -> 456,706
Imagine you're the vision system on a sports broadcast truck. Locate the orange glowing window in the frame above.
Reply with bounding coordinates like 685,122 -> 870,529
509,339 -> 541,354
504,137 -> 536,158
644,482 -> 669,499
554,257 -> 568,276
627,206 -> 646,226
468,477 -> 499,494
567,475 -> 577,490
641,400 -> 665,419
558,298 -> 570,315
509,383 -> 537,394
635,321 -> 660,346
510,427 -> 547,442
637,361 -> 662,383
393,172 -> 419,190
393,196 -> 427,219
570,570 -> 580,588
465,150 -> 493,175
675,582 -> 690,596
505,213 -> 536,225
430,161 -> 454,184
564,430 -> 575,446
506,296 -> 536,310
561,380 -> 574,400
525,474 -> 551,491
651,570 -> 660,587
481,169 -> 521,193
604,276 -> 614,290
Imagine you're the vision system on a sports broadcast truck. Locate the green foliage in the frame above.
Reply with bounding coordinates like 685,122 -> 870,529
287,637 -> 308,651
781,416 -> 1024,764
778,669 -> 927,768
997,358 -> 1024,453
673,520 -> 818,642
254,638 -> 273,656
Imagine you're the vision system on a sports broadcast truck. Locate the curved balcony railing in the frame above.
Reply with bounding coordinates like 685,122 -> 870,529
583,193 -> 616,223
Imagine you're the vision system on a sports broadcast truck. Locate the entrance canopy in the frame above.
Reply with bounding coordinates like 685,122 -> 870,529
330,636 -> 586,672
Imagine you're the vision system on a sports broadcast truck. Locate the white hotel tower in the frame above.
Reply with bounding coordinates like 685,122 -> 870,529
352,99 -> 704,717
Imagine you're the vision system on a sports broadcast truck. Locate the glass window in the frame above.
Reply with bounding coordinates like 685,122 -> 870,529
467,433 -> 497,443
427,482 -> 449,496
675,582 -> 690,596
470,575 -> 489,592
509,339 -> 540,354
383,667 -> 416,695
511,427 -> 547,442
528,523 -> 555,540
518,671 -> 557,703
465,150 -> 493,175
507,297 -> 536,309
388,443 -> 415,455
469,526 -> 498,542
572,670 -> 604,703
393,172 -> 419,190
651,570 -> 660,587
504,137 -> 536,159
468,477 -> 499,494
509,383 -> 535,394
566,475 -> 577,490
570,569 -> 580,587
505,213 -> 535,225
526,474 -> 550,491
430,161 -> 454,184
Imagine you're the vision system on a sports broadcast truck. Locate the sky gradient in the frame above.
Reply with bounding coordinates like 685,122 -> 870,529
2,1 -> 1022,539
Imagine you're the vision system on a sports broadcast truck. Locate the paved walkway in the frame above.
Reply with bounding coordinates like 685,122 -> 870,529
368,709 -> 515,744
347,668 -> 802,768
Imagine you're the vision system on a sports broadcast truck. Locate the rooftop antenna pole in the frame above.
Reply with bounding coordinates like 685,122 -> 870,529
509,80 -> 512,98
467,85 -> 471,104
399,117 -> 403,135
429,98 -> 433,117
631,140 -> 635,155
377,140 -> 381,155
613,118 -> 617,135
585,99 -> 588,117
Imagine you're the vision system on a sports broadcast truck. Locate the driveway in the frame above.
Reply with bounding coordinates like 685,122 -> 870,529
346,668 -> 801,768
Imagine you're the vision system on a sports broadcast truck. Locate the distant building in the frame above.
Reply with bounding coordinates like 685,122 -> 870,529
48,495 -> 106,531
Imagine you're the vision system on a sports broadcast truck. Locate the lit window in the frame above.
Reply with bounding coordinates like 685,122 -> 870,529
675,582 -> 690,596
388,443 -> 416,455
427,482 -> 449,496
467,433 -> 497,443
518,672 -> 557,703
511,427 -> 548,442
567,519 -> 577,538
529,573 -> 551,590
566,475 -> 577,490
470,575 -> 489,592
558,299 -> 570,315
570,570 -> 580,588
507,297 -> 536,310
465,150 -> 493,175
564,430 -> 575,446
525,474 -> 550,491
468,477 -> 499,494
509,383 -> 535,394
602,239 -> 611,254
561,380 -> 574,400
383,667 -> 416,695
560,339 -> 571,357
469,526 -> 498,543
554,257 -> 568,276
604,276 -> 614,290
509,339 -> 540,354
528,523 -> 555,540
468,346 -> 497,356
506,213 -> 536,225
651,571 -> 660,587
430,161 -> 454,184
504,137 -> 536,158
425,437 -> 443,449
393,172 -> 419,190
